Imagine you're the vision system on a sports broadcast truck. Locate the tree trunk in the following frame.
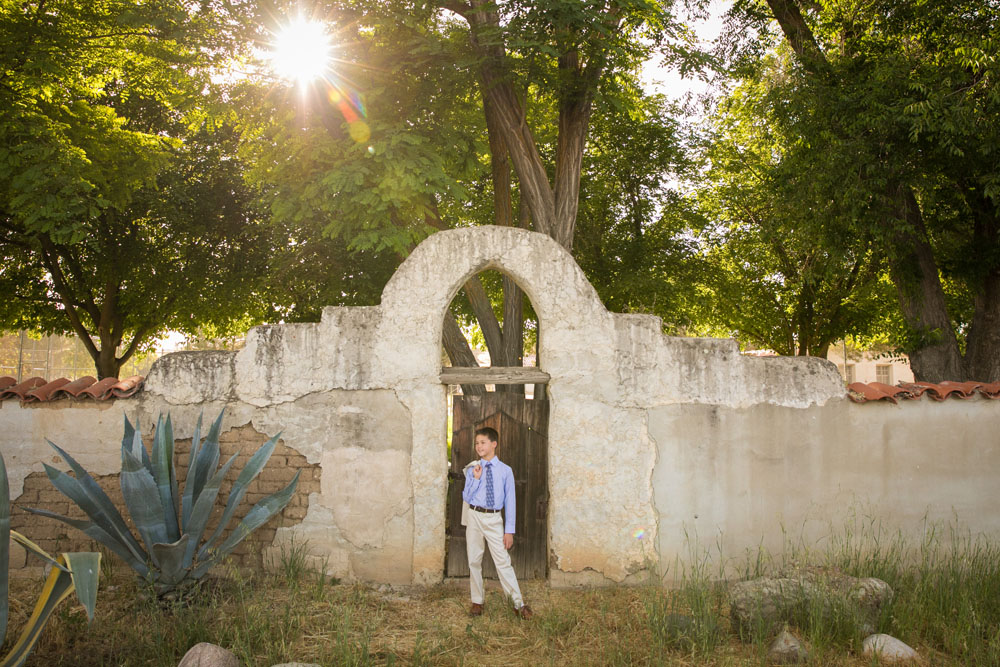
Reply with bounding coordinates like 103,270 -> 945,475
963,198 -> 1000,381
965,267 -> 1000,381
442,311 -> 485,396
763,0 -> 828,73
887,186 -> 964,382
94,346 -> 122,380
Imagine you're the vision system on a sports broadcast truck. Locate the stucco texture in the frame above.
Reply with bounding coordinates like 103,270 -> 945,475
2,226 -> 997,587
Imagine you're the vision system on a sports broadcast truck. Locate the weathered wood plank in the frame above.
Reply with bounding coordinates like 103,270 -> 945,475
440,366 -> 550,385
446,393 -> 549,579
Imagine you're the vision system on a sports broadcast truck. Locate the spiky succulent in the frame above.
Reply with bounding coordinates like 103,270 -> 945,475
2,452 -> 100,667
27,410 -> 299,595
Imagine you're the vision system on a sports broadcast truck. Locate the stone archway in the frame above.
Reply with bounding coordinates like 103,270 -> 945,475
372,226 -> 652,584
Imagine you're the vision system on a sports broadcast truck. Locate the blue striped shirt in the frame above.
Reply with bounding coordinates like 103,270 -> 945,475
463,457 -> 516,534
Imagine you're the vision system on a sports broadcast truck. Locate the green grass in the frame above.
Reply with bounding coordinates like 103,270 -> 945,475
5,519 -> 1000,665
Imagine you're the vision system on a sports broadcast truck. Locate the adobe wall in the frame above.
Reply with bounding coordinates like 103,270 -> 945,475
2,226 -> 998,585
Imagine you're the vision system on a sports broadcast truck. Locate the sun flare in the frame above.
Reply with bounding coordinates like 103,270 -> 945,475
269,17 -> 332,84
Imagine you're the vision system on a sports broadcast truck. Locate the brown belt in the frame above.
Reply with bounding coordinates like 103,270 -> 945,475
470,505 -> 500,514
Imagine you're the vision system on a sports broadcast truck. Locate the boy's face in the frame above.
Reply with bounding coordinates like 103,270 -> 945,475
474,433 -> 498,459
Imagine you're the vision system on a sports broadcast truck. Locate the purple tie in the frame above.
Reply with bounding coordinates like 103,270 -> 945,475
485,463 -> 494,509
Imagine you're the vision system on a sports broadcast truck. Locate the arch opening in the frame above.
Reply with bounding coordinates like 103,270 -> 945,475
441,268 -> 550,581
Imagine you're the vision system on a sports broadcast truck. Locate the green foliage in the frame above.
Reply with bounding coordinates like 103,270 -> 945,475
574,90 -> 708,332
692,65 -> 894,354
0,1 -> 273,378
713,0 -> 1000,373
1,452 -> 100,667
26,411 -> 299,596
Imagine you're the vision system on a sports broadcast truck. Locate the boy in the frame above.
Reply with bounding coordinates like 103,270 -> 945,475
462,426 -> 532,619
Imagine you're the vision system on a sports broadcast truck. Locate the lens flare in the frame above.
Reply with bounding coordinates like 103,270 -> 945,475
270,17 -> 332,84
633,527 -> 646,540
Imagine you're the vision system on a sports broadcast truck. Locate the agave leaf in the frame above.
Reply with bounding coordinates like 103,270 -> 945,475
120,448 -> 170,563
151,415 -> 180,543
182,453 -> 238,570
22,508 -> 149,578
9,532 -> 67,573
200,433 -> 281,556
205,470 -> 300,562
151,535 -> 190,589
190,411 -> 224,505
121,413 -> 134,455
45,442 -> 146,562
121,414 -> 152,475
1,452 -> 10,648
1,553 -> 77,667
180,412 -> 205,531
165,415 -> 180,535
63,552 -> 101,622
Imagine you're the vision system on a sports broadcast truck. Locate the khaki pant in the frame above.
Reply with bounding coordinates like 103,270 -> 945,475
466,509 -> 524,608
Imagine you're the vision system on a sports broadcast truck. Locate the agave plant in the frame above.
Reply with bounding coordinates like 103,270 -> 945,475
26,410 -> 299,595
1,452 -> 100,667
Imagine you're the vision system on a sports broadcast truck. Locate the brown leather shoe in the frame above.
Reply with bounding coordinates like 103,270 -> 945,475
469,602 -> 483,617
515,604 -> 533,620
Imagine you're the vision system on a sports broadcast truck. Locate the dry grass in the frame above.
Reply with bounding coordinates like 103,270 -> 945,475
7,567 -> 937,667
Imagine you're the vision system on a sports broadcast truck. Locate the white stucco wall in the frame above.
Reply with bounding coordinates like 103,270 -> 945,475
2,226 -> 997,586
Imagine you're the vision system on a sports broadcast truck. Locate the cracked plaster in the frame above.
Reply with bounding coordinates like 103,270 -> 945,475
5,226 -> 975,587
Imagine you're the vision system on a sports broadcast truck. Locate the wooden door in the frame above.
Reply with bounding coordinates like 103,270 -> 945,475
446,393 -> 549,579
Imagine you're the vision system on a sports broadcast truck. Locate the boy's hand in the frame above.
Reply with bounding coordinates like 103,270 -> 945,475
473,464 -> 482,479
503,533 -> 513,549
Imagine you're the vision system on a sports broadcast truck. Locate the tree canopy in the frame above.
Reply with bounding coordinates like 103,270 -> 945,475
0,0 -> 274,378
713,0 -> 1000,379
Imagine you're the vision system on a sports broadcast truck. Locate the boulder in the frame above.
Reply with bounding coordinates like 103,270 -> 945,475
728,566 -> 892,637
767,628 -> 808,664
862,634 -> 918,662
177,643 -> 239,667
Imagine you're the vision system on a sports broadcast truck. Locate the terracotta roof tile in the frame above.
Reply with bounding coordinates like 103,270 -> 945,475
848,382 -> 899,404
110,375 -> 144,398
0,375 -> 143,402
849,381 -> 1000,403
49,376 -> 98,399
23,378 -> 71,403
0,377 -> 47,401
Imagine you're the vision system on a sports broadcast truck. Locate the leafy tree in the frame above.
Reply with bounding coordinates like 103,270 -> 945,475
692,57 -> 890,356
722,0 -> 1000,380
245,0 -> 700,389
574,91 -> 707,333
0,0 -> 274,378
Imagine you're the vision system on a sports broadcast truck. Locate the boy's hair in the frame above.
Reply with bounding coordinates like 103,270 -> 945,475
475,427 -> 499,444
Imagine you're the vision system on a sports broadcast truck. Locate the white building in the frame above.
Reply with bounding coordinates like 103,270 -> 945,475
827,343 -> 914,385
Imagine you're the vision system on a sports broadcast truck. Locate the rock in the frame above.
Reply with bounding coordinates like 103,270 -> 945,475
863,634 -> 918,662
728,567 -> 892,638
767,628 -> 808,664
177,643 -> 240,667
659,613 -> 697,648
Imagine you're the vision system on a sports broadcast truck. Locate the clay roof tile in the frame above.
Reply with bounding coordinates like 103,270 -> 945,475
847,382 -> 897,404
0,376 -> 16,391
0,377 -> 47,401
850,380 -> 1000,403
79,377 -> 124,400
110,375 -> 144,398
23,378 -> 71,403
49,376 -> 98,400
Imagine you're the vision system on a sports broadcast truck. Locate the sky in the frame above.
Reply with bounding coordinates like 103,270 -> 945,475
641,0 -> 728,102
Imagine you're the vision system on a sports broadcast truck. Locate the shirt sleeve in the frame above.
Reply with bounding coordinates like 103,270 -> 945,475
462,466 -> 481,505
503,465 -> 516,534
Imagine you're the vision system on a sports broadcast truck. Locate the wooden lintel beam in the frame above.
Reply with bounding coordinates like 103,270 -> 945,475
440,366 -> 550,385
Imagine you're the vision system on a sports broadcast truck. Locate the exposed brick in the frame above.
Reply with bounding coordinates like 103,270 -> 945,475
10,423 -> 318,573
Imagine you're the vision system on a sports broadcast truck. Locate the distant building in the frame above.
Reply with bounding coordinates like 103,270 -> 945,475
827,344 -> 914,385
